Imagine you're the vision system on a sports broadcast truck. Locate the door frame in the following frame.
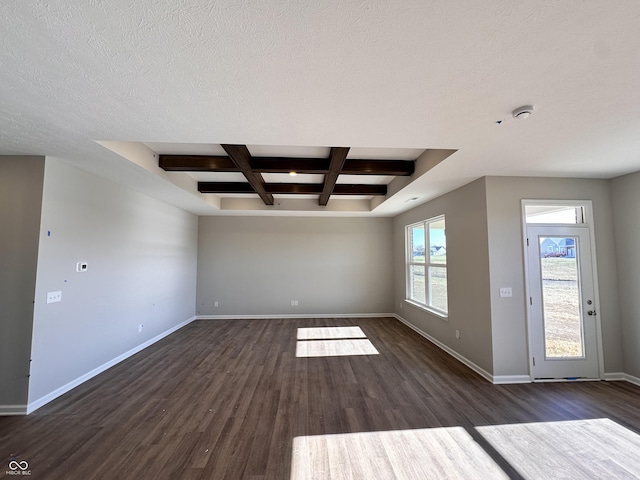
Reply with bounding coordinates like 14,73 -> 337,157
521,199 -> 605,382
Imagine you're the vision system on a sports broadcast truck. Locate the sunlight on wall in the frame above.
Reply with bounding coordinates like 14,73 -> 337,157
476,418 -> 640,479
291,427 -> 508,479
295,326 -> 379,358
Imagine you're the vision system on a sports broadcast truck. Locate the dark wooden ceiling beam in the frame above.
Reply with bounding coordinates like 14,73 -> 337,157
342,159 -> 414,176
198,182 -> 256,194
250,157 -> 329,173
319,147 -> 350,206
334,184 -> 387,195
160,155 -> 414,176
198,182 -> 387,196
266,183 -> 323,194
221,144 -> 274,206
159,155 -> 237,171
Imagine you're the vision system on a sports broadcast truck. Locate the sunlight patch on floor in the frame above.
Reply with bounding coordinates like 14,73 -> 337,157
476,418 -> 640,479
297,326 -> 367,340
296,326 -> 379,358
291,427 -> 508,479
296,339 -> 379,358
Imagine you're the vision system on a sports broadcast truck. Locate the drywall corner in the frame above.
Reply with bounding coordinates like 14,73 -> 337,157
0,156 -> 45,412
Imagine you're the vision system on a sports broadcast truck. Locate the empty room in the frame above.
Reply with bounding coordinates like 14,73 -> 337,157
2,1 -> 640,479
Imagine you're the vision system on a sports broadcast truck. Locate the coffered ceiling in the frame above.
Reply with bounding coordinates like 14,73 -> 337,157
151,142 -> 427,209
2,1 -> 640,216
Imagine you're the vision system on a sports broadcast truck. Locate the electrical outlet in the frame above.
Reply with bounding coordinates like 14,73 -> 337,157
455,329 -> 460,339
138,324 -> 143,333
214,301 -> 219,307
294,300 -> 299,306
47,291 -> 62,304
499,287 -> 513,298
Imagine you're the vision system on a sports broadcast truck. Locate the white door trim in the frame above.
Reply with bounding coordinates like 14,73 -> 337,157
521,199 -> 605,382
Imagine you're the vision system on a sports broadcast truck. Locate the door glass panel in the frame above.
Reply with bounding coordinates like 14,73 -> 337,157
539,236 -> 584,358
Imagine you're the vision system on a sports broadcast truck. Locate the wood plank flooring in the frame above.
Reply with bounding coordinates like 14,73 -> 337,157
1,317 -> 640,479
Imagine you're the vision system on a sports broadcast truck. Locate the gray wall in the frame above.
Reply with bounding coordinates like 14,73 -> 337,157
611,171 -> 640,379
28,159 -> 198,405
393,178 -> 494,374
0,156 -> 45,410
197,216 -> 394,316
485,176 -> 622,377
392,176 -> 623,380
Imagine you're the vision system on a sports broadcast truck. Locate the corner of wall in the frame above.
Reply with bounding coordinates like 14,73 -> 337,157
0,155 -> 46,412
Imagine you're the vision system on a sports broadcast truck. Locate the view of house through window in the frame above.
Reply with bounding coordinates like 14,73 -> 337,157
406,216 -> 447,315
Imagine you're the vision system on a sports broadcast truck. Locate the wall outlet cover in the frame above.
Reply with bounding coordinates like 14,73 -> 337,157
47,291 -> 62,304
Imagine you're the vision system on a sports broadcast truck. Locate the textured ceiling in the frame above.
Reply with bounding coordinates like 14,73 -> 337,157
1,1 -> 640,216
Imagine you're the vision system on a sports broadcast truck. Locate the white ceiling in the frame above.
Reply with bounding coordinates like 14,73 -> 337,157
2,1 -> 640,216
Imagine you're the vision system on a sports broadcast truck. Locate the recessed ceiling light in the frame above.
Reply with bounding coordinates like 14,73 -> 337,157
512,105 -> 535,119
405,197 -> 419,202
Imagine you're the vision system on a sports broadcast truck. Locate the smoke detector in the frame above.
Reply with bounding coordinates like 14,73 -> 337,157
512,105 -> 534,119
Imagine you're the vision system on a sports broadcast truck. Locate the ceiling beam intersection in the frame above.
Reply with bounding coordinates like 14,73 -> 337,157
220,144 -> 274,206
319,147 -> 350,206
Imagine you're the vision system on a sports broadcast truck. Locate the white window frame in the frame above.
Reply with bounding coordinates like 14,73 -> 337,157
405,215 -> 448,317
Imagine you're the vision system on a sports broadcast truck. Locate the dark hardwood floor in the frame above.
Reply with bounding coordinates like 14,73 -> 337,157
1,317 -> 640,479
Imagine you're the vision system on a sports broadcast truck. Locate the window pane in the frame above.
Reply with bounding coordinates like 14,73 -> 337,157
429,267 -> 447,312
525,206 -> 584,224
539,236 -> 584,358
411,226 -> 425,263
410,265 -> 425,303
429,218 -> 446,264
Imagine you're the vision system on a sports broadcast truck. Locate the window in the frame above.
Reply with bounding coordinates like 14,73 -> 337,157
525,205 -> 585,224
406,216 -> 447,316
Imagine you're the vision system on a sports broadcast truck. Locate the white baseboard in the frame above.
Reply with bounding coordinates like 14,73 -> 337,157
196,313 -> 396,320
0,405 -> 28,416
605,372 -> 640,387
392,314 -> 495,384
26,316 -> 197,415
493,375 -> 532,384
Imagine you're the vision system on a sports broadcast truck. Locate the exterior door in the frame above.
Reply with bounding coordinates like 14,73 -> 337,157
527,226 -> 600,379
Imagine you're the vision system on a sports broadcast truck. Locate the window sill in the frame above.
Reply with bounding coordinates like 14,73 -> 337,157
404,299 -> 448,320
